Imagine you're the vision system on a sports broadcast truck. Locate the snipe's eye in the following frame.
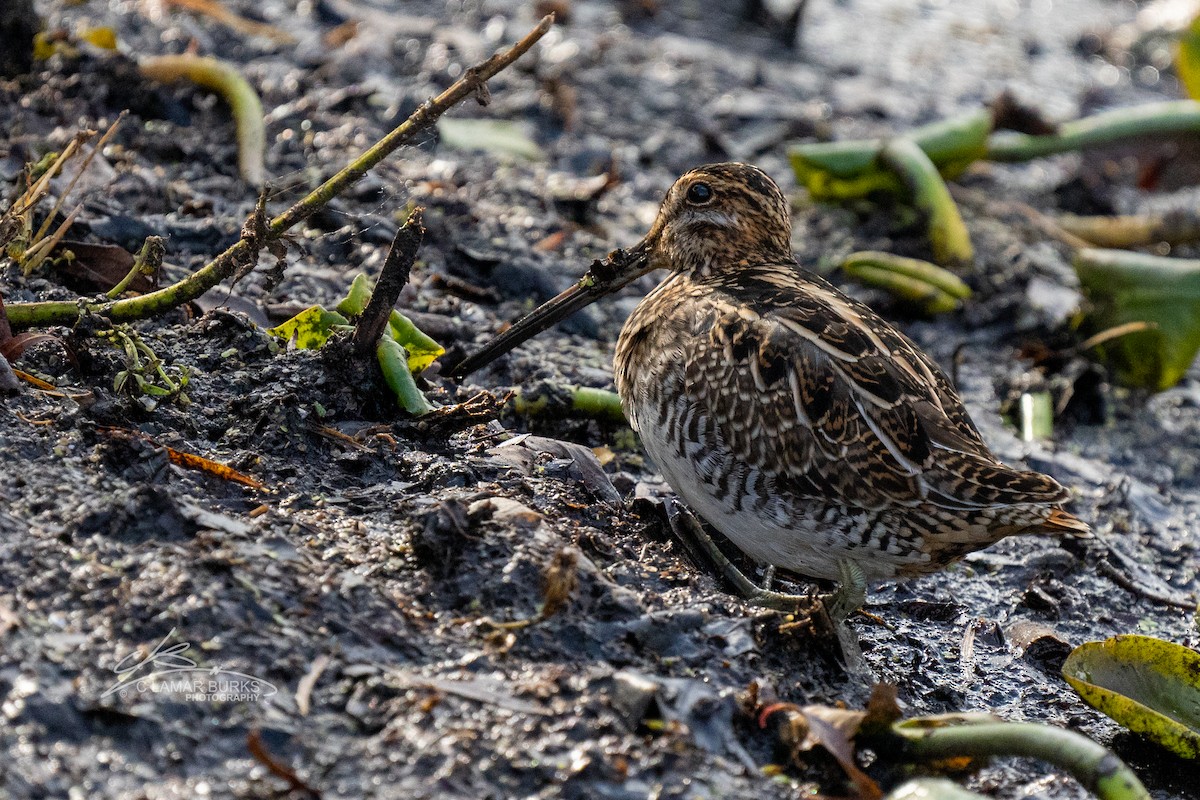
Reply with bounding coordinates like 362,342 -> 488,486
685,182 -> 714,205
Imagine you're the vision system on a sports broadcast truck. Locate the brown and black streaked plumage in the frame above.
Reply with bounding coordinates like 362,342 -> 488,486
455,163 -> 1088,585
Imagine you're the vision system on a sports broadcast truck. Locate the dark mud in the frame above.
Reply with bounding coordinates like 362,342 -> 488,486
2,1 -> 1198,798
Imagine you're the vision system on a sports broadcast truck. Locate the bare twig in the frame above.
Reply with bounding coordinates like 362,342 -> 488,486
5,14 -> 555,332
349,208 -> 425,355
246,728 -> 321,799
949,185 -> 1092,250
0,293 -> 11,344
1097,558 -> 1197,611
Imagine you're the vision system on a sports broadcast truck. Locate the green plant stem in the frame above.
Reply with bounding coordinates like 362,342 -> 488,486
377,337 -> 434,416
107,235 -> 165,299
1018,391 -> 1053,441
842,251 -> 971,314
896,722 -> 1149,800
886,779 -> 989,800
878,138 -> 974,266
790,109 -> 992,179
986,100 -> 1200,161
511,384 -> 626,423
1057,211 -> 1200,248
1075,247 -> 1200,278
5,14 -> 554,333
139,55 -> 266,186
788,110 -> 992,201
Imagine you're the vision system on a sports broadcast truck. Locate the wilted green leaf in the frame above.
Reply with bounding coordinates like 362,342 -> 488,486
1063,635 -> 1200,759
1074,248 -> 1200,390
388,310 -> 444,372
437,118 -> 544,161
336,272 -> 373,318
377,336 -> 434,416
1176,12 -> 1200,101
790,152 -> 903,201
878,139 -> 974,265
266,306 -> 350,349
842,251 -> 971,314
788,110 -> 990,201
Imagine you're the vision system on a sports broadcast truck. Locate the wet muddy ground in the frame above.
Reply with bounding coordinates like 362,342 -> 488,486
2,0 -> 1199,798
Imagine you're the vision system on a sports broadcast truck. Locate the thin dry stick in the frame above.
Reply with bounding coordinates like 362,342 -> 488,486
32,113 -> 126,244
949,184 -> 1093,251
5,14 -> 555,332
0,294 -> 11,343
349,208 -> 425,355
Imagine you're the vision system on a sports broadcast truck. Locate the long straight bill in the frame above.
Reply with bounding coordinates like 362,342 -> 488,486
450,242 -> 651,378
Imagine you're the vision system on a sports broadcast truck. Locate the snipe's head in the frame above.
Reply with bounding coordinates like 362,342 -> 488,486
643,163 -> 794,276
452,163 -> 793,377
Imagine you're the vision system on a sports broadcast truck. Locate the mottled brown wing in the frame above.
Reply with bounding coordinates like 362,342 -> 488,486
684,268 -> 1069,513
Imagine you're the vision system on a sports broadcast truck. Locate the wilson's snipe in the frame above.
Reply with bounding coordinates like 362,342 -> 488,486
455,163 -> 1088,612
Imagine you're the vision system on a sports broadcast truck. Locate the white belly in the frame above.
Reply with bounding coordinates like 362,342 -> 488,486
614,287 -> 923,582
636,417 -> 919,582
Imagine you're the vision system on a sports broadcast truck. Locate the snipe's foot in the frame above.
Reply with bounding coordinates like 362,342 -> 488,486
663,498 -> 866,623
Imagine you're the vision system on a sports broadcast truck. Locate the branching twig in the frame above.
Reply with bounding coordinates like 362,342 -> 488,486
4,14 -> 555,333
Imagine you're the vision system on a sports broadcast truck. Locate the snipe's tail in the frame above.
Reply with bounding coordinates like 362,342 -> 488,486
1043,508 -> 1091,536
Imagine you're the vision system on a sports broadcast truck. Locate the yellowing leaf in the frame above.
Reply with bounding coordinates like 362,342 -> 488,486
33,32 -> 73,60
388,310 -> 443,372
1063,635 -> 1200,759
266,306 -> 350,349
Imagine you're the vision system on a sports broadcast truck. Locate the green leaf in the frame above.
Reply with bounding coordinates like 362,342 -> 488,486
336,273 -> 373,318
1074,248 -> 1200,390
266,306 -> 350,350
388,310 -> 444,373
437,118 -> 544,161
842,251 -> 971,314
1176,12 -> 1200,101
788,110 -> 991,201
878,139 -> 973,265
1063,635 -> 1200,760
377,337 -> 434,416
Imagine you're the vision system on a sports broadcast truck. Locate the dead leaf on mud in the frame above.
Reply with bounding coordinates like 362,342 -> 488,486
51,240 -> 155,294
99,426 -> 266,490
489,434 -> 622,506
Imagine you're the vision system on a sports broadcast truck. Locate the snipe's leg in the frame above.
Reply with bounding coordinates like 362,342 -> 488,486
664,498 -> 865,622
826,559 -> 867,623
